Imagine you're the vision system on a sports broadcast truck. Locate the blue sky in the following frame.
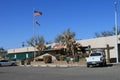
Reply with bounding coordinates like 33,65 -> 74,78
0,0 -> 120,49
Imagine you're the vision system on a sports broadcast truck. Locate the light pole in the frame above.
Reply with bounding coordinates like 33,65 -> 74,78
114,1 -> 119,63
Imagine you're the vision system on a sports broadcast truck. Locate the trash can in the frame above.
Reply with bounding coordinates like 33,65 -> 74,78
66,57 -> 70,64
74,55 -> 79,62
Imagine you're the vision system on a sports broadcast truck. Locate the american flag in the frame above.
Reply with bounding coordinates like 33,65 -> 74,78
34,11 -> 42,16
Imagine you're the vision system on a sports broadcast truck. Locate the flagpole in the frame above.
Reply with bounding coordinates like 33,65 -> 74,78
33,9 -> 42,61
33,8 -> 36,62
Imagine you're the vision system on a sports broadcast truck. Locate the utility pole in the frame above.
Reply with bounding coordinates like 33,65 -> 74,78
114,1 -> 119,63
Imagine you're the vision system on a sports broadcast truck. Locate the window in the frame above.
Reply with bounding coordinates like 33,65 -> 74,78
90,53 -> 101,56
0,60 -> 8,62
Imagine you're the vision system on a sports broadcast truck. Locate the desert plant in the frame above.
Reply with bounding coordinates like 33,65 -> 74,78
26,60 -> 31,65
55,54 -> 61,61
26,58 -> 31,65
43,55 -> 52,63
21,59 -> 25,65
59,55 -> 66,61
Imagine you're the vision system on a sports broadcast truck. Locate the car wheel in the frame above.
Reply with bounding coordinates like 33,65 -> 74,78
0,64 -> 1,67
11,63 -> 16,66
103,62 -> 106,66
99,63 -> 103,67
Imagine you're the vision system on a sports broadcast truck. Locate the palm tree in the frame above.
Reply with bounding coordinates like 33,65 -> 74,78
62,29 -> 77,56
56,29 -> 83,62
54,28 -> 81,57
54,34 -> 64,43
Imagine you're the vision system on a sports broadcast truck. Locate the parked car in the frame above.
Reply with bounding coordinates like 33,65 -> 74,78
86,52 -> 106,67
0,60 -> 17,66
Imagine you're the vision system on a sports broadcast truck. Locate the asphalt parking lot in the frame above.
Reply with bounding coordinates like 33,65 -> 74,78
0,65 -> 120,80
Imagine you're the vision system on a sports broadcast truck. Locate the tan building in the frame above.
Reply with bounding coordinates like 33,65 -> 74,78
7,36 -> 120,63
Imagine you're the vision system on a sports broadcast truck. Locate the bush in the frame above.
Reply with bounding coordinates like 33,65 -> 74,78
43,55 -> 52,63
59,55 -> 65,61
26,59 -> 31,65
55,54 -> 61,61
21,59 -> 25,65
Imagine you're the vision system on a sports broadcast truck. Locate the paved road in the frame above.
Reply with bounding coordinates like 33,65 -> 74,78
0,65 -> 120,80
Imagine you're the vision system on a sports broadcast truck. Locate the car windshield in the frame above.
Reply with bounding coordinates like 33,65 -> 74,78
90,53 -> 101,56
0,60 -> 8,62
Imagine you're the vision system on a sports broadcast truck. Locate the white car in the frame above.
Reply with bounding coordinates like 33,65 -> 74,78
86,52 -> 106,67
0,60 -> 17,66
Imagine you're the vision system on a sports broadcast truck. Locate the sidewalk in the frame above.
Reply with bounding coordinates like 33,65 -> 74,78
20,59 -> 86,67
19,60 -> 120,67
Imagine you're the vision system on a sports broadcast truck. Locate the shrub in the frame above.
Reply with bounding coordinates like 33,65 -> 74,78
21,59 -> 25,65
59,55 -> 65,61
26,59 -> 31,65
55,54 -> 61,61
43,55 -> 52,63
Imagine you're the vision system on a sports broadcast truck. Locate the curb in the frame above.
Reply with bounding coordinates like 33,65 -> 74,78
40,65 -> 48,67
47,64 -> 57,67
19,64 -> 86,68
31,65 -> 39,67
57,65 -> 69,67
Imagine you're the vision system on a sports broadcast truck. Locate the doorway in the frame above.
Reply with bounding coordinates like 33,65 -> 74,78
118,44 -> 120,62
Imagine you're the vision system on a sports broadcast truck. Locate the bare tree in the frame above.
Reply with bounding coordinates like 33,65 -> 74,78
0,47 -> 7,59
95,26 -> 120,38
27,36 -> 45,51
